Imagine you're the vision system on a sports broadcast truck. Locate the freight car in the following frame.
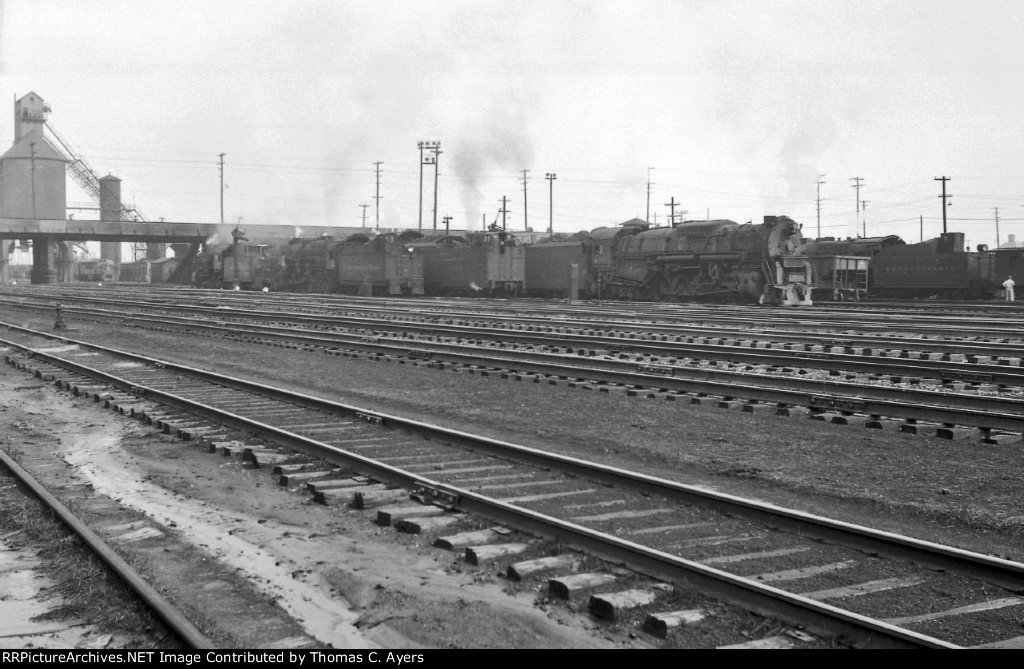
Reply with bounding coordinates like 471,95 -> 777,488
75,258 -> 118,283
992,247 -> 1024,296
409,229 -> 525,296
119,257 -> 181,284
803,236 -> 905,300
601,215 -> 814,305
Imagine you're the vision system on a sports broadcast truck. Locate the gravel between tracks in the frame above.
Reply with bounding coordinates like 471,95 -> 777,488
3,312 -> 1024,648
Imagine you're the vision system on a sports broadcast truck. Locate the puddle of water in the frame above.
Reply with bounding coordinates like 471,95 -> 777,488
61,431 -> 374,649
29,346 -> 80,354
0,543 -> 96,647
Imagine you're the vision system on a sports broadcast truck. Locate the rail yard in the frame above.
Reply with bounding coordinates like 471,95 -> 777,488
2,284 -> 1023,649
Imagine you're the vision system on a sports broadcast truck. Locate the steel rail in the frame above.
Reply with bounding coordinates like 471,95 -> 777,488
6,291 -> 1024,358
0,333 -> 969,648
8,308 -> 1024,434
0,450 -> 214,649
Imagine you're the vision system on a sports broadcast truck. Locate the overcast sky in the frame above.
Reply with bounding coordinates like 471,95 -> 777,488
3,0 -> 1024,248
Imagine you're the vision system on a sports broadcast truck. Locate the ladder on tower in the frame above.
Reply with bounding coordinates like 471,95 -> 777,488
44,119 -> 151,260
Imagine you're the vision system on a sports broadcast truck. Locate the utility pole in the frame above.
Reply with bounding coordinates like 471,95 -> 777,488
935,176 -> 951,234
499,196 -> 509,231
545,173 -> 557,235
665,196 -> 679,227
360,204 -> 369,227
860,200 -> 869,237
646,167 -> 654,224
417,141 -> 438,230
520,169 -> 529,231
920,215 -> 923,243
850,176 -> 863,237
431,143 -> 442,230
373,161 -> 383,229
816,174 -> 826,238
443,215 -> 452,235
994,207 -> 1001,248
218,153 -> 226,225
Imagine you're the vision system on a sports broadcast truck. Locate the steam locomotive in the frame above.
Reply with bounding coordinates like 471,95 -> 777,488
193,231 -> 424,295
523,216 -> 816,306
192,214 -> 816,306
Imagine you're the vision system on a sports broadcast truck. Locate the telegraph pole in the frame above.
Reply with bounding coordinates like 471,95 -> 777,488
373,161 -> 383,229
816,174 -> 826,238
935,176 -> 951,234
665,196 -> 679,227
431,143 -> 442,230
994,207 -> 1001,248
545,172 -> 557,235
646,167 -> 654,224
218,153 -> 226,225
360,204 -> 369,227
499,196 -> 509,230
860,200 -> 869,237
520,169 -> 529,231
850,176 -> 863,236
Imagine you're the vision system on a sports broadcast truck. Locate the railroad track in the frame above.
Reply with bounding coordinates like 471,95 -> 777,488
3,326 -> 1024,648
0,450 -> 212,648
7,288 -> 1024,360
5,300 -> 1024,443
9,285 -> 1024,343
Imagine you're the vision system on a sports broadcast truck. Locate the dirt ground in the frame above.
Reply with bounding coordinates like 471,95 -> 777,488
3,313 -> 1024,648
0,366 -> 635,649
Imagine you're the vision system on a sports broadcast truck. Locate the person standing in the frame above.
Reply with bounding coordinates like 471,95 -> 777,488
1003,276 -> 1015,302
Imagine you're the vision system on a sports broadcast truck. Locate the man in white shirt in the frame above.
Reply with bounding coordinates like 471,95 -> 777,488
1003,276 -> 1015,302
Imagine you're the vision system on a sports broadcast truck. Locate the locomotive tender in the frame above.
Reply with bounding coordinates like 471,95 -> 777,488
409,230 -> 525,296
807,233 -> 1010,300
